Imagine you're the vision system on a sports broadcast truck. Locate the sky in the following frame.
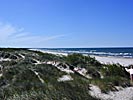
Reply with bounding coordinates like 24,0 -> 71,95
0,0 -> 132,48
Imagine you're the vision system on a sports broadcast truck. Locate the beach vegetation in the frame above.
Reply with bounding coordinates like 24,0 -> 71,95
0,48 -> 131,99
100,64 -> 129,77
65,53 -> 101,68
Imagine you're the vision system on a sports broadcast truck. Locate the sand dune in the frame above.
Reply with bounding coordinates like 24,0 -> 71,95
30,49 -> 133,66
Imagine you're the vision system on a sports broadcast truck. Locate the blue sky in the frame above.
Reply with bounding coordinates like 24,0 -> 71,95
0,0 -> 132,48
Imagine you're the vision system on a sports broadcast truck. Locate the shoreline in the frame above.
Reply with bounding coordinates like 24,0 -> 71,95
90,55 -> 133,66
29,49 -> 68,56
29,49 -> 133,100
30,49 -> 133,66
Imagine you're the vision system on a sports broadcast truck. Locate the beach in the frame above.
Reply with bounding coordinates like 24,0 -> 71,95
31,49 -> 133,66
90,55 -> 133,66
30,49 -> 133,100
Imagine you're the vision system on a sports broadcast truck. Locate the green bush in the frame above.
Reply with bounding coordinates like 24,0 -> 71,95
66,53 -> 101,68
100,64 -> 128,78
91,76 -> 130,93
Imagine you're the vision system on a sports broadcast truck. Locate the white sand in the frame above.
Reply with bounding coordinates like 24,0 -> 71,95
19,54 -> 25,59
74,67 -> 92,79
89,84 -> 133,100
46,61 -> 74,74
91,55 -> 133,66
0,73 -> 3,77
57,75 -> 73,82
30,69 -> 45,84
0,58 -> 11,61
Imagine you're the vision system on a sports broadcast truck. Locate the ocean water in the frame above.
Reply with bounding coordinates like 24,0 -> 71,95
39,47 -> 133,58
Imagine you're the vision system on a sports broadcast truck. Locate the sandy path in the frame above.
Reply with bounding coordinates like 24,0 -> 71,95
30,69 -> 45,84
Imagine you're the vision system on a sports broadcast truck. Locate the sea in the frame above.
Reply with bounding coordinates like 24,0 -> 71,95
38,47 -> 133,58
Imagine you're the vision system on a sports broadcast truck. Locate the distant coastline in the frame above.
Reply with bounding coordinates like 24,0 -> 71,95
30,48 -> 133,66
37,47 -> 133,58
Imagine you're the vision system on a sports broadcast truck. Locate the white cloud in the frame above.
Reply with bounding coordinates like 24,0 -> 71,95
0,23 -> 17,40
0,23 -> 65,48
